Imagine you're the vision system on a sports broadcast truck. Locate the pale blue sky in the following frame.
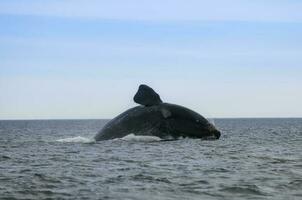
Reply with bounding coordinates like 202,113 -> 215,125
0,0 -> 301,119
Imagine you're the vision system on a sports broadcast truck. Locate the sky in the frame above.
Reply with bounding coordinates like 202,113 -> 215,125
0,0 -> 302,119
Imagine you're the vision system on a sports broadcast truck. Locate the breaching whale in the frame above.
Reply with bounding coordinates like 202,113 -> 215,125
94,84 -> 221,141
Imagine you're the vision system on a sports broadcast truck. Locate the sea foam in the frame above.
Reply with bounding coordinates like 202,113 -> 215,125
56,134 -> 163,143
119,133 -> 162,142
56,136 -> 95,143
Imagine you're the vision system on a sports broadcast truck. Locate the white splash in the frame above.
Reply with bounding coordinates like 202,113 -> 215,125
120,133 -> 162,142
208,118 -> 216,126
56,136 -> 95,143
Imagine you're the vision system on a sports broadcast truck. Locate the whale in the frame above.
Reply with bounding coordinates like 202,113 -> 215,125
94,84 -> 221,141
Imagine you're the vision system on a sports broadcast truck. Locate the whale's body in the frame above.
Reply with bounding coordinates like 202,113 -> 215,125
94,85 -> 221,141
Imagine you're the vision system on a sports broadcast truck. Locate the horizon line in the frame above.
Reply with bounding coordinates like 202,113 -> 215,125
1,117 -> 302,121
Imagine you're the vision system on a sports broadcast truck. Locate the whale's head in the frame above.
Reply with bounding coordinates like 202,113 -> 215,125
205,122 -> 221,139
134,84 -> 221,140
161,104 -> 221,140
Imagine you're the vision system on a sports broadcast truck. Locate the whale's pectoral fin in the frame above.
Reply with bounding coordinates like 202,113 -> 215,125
133,84 -> 163,106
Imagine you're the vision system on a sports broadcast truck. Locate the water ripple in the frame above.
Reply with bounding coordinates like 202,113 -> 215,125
0,119 -> 301,199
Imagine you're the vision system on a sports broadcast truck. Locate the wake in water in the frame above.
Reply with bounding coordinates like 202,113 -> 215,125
119,133 -> 162,142
56,134 -> 163,143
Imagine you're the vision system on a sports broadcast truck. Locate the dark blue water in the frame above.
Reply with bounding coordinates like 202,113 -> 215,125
0,119 -> 301,200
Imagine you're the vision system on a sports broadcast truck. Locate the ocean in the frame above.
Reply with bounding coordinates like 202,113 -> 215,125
0,119 -> 301,200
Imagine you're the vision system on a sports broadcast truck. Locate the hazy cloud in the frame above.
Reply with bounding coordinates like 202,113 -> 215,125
0,0 -> 302,22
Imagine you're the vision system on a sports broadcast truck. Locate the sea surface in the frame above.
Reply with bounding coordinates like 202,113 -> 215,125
0,119 -> 301,200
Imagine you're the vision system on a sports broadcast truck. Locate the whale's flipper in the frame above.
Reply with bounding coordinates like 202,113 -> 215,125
134,84 -> 163,106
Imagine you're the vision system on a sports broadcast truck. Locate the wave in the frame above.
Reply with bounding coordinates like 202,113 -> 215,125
56,136 -> 96,143
56,134 -> 162,143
